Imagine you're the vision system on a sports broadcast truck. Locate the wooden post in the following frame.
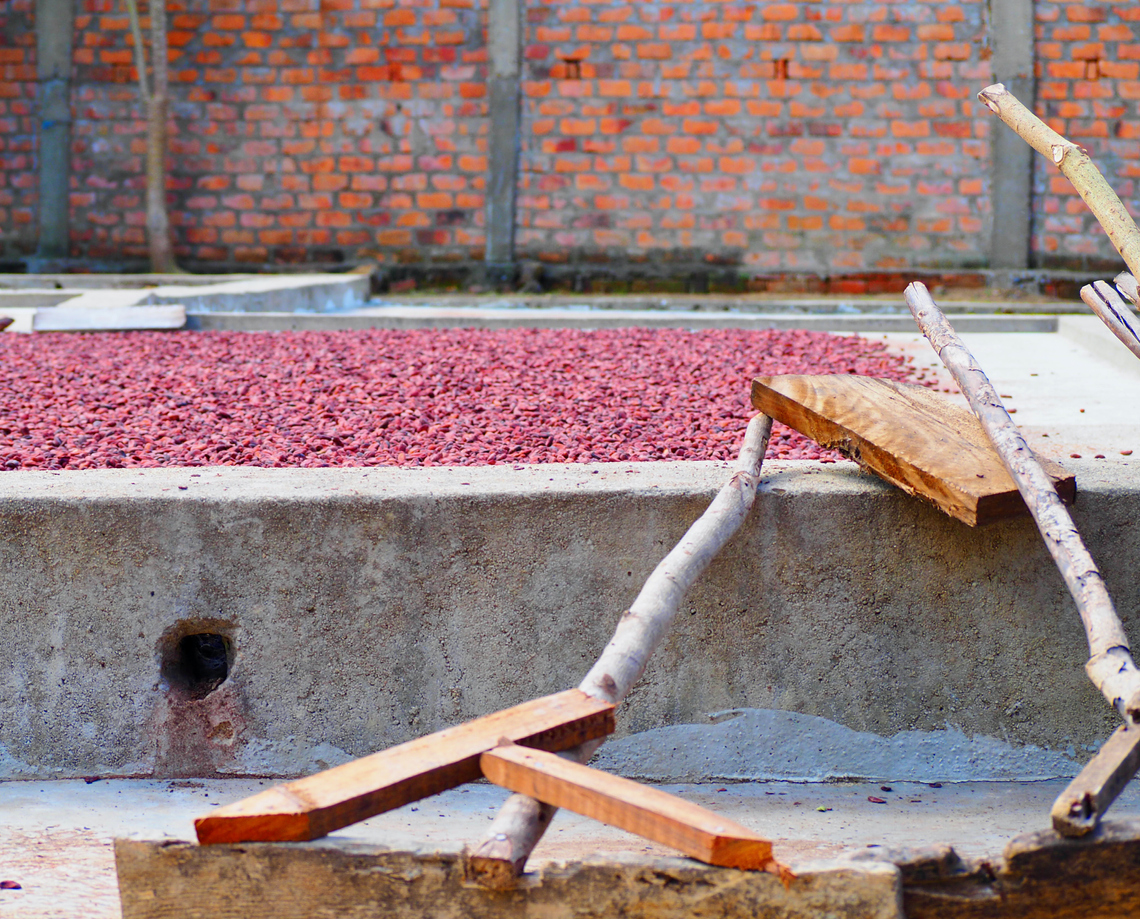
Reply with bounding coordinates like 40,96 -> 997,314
466,414 -> 774,887
905,282 -> 1140,723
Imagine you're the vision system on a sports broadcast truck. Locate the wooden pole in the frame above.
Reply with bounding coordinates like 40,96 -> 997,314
1080,281 -> 1140,363
466,413 -> 774,888
905,282 -> 1140,722
977,83 -> 1140,282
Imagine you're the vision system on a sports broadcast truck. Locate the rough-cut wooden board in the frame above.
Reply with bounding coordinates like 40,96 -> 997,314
195,689 -> 615,845
33,305 -> 186,332
115,839 -> 902,919
480,744 -> 775,870
750,375 -> 1075,526
890,818 -> 1140,918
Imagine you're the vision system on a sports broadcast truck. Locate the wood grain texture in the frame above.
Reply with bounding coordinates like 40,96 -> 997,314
897,818 -> 1140,918
194,689 -> 614,845
115,839 -> 903,919
750,374 -> 1075,527
480,744 -> 776,871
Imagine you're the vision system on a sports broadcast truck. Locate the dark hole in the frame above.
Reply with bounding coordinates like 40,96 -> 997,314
175,633 -> 229,699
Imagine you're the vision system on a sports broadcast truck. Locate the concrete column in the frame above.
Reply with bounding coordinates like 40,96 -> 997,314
35,0 -> 74,260
485,0 -> 521,283
989,0 -> 1035,270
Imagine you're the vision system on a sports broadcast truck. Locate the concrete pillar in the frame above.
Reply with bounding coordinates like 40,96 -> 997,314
989,0 -> 1035,270
484,0 -> 521,283
35,0 -> 74,260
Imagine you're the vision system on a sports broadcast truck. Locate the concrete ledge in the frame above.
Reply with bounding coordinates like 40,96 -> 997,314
146,274 -> 369,314
186,309 -> 1059,333
114,839 -> 904,919
1,459 -> 1136,779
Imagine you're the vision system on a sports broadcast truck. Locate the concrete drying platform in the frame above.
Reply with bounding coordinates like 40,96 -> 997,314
3,316 -> 1140,780
3,777 -> 1140,919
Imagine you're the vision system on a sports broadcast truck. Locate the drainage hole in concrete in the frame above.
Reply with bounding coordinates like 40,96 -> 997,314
173,633 -> 230,699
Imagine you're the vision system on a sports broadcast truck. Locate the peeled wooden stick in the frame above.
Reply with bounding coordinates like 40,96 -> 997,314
1080,281 -> 1140,362
977,83 -> 1140,281
906,282 -> 1140,721
466,413 -> 774,887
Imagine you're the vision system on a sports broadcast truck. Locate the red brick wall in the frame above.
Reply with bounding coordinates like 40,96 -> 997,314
0,0 -> 38,260
70,0 -> 488,267
1034,0 -> 1140,272
4,1 -> 1140,274
516,0 -> 993,274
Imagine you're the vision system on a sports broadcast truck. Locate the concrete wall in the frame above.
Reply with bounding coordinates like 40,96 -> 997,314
1,458 -> 1135,779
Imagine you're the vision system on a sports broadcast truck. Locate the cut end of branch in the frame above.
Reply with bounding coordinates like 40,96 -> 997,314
1115,272 -> 1139,305
465,849 -> 525,890
976,83 -> 1006,113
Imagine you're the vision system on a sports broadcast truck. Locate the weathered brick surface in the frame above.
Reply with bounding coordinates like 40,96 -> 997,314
1,1 -> 1137,274
0,0 -> 38,260
70,0 -> 487,266
1034,0 -> 1140,271
517,0 -> 992,275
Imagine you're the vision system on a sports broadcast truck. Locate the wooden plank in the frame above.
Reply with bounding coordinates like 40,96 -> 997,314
115,839 -> 899,919
1051,723 -> 1140,837
195,689 -> 615,845
750,375 -> 1075,526
32,305 -> 186,332
480,744 -> 775,870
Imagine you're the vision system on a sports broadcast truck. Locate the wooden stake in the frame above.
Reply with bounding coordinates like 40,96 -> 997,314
905,282 -> 1140,723
977,83 -> 1140,282
1080,281 -> 1140,363
1051,723 -> 1140,837
480,743 -> 784,873
466,414 -> 774,887
194,689 -> 614,845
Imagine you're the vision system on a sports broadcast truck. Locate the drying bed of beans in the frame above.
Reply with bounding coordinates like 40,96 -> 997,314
0,327 -> 926,470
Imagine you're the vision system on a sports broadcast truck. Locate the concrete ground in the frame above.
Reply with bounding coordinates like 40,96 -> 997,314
5,294 -> 1140,917
4,776 -> 1140,919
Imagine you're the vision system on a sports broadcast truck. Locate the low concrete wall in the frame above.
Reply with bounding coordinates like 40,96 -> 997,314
1,459 -> 1135,779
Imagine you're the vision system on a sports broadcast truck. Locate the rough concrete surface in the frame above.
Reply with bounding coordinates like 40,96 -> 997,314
7,777 -> 1138,919
1,456 -> 1138,779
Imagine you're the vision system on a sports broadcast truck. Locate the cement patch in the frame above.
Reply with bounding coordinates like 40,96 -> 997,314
591,709 -> 1081,783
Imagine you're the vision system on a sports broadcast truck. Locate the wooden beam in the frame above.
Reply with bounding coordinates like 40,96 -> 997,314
480,744 -> 779,872
195,689 -> 615,845
750,374 -> 1075,527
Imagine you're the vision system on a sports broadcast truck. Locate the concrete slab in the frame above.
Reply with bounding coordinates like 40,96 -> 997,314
32,306 -> 186,332
3,777 -> 1139,919
3,457 -> 1140,779
145,273 -> 369,313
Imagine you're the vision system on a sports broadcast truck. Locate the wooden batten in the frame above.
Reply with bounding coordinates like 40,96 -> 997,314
195,689 -> 615,845
480,744 -> 780,872
751,375 -> 1075,526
